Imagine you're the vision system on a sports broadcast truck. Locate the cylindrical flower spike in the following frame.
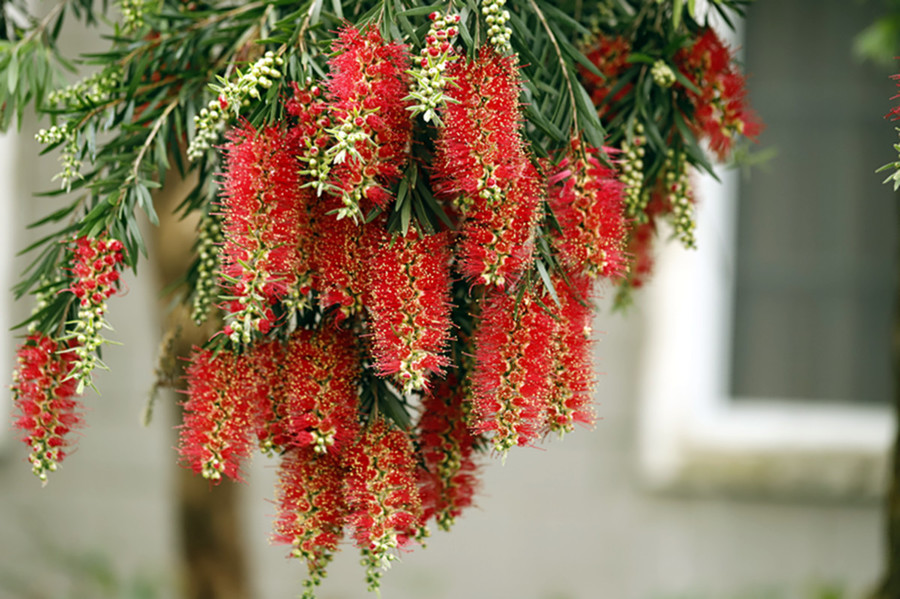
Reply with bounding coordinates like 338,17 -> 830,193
549,142 -> 628,280
470,285 -> 556,454
219,123 -> 307,343
325,25 -> 413,221
66,235 -> 124,392
365,228 -> 453,393
273,447 -> 347,598
417,372 -> 481,530
179,347 -> 256,482
11,334 -> 82,483
435,49 -> 541,287
343,418 -> 425,592
542,272 -> 597,436
282,327 -> 362,454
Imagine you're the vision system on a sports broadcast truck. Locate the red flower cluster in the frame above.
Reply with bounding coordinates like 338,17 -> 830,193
471,286 -> 557,453
11,334 -> 82,483
435,48 -> 542,287
549,142 -> 628,279
676,28 -> 762,159
219,124 -> 308,341
180,348 -> 257,481
418,373 -> 480,530
68,236 -> 124,307
326,25 -> 413,219
580,35 -> 632,119
366,228 -> 453,392
273,447 -> 347,596
343,418 -> 424,590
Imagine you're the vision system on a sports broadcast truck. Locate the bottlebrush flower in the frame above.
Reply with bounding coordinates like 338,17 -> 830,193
219,123 -> 307,343
407,11 -> 461,123
66,235 -> 124,392
417,373 -> 480,530
675,28 -> 762,160
365,228 -> 453,393
179,347 -> 256,481
273,447 -> 347,598
343,418 -> 424,591
310,195 -> 381,321
247,339 -> 292,456
11,333 -> 82,483
470,285 -> 556,454
288,80 -> 334,200
580,34 -> 633,119
542,273 -> 596,436
434,48 -> 541,287
549,142 -> 628,279
325,25 -> 413,221
281,327 -> 362,454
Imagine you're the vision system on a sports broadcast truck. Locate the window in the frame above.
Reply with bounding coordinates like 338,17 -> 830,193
637,5 -> 895,499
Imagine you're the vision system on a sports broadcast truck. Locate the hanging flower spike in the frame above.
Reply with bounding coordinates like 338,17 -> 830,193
247,339 -> 292,456
549,141 -> 628,280
219,123 -> 307,344
471,285 -> 556,455
282,327 -> 362,454
675,28 -> 762,160
481,0 -> 512,53
660,148 -> 697,249
191,213 -> 223,326
311,195 -> 381,321
66,235 -> 124,393
580,34 -> 633,120
273,447 -> 347,599
179,347 -> 256,482
435,49 -> 541,287
343,418 -> 425,592
417,372 -> 481,531
325,25 -> 413,222
407,11 -> 461,124
366,228 -> 453,393
542,272 -> 596,437
11,334 -> 82,483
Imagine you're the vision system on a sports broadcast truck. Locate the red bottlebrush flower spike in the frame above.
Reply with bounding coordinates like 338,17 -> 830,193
542,273 -> 596,436
288,81 -> 334,197
66,235 -> 124,392
247,339 -> 293,456
325,25 -> 413,221
470,285 -> 556,455
343,418 -> 424,591
11,334 -> 82,483
310,195 -> 381,321
365,227 -> 453,393
580,34 -> 633,120
273,447 -> 347,598
435,48 -> 541,287
417,373 -> 480,530
549,142 -> 628,280
219,123 -> 307,343
282,327 -> 362,453
675,28 -> 762,160
179,347 -> 256,482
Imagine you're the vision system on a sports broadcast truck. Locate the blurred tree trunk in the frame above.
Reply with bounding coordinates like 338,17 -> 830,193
150,168 -> 251,599
871,205 -> 900,599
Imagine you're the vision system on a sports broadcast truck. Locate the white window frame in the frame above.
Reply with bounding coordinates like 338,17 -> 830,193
0,131 -> 17,445
637,164 -> 894,501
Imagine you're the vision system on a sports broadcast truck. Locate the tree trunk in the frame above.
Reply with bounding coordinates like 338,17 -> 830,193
150,169 -> 251,599
871,202 -> 900,599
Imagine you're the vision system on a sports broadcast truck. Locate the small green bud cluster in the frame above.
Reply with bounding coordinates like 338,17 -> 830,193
651,59 -> 676,88
482,0 -> 512,52
191,215 -> 221,325
69,304 -> 109,394
47,67 -> 122,109
119,0 -> 150,32
406,11 -> 461,124
619,125 -> 650,222
187,51 -> 285,161
663,149 -> 696,249
36,123 -> 82,192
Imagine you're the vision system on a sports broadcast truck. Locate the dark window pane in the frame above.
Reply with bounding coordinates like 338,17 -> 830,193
731,1 -> 897,404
